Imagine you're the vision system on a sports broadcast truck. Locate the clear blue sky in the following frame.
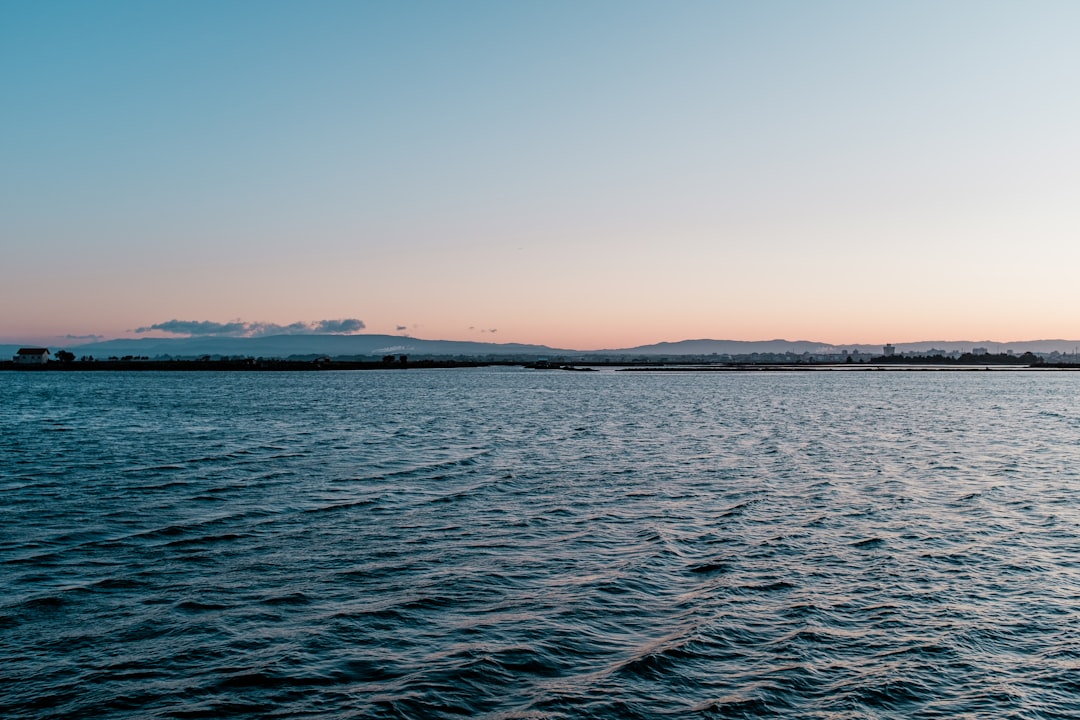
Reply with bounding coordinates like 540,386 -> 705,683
3,1 -> 1079,348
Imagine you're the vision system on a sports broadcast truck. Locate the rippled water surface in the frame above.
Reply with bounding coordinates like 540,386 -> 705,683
2,368 -> 1079,719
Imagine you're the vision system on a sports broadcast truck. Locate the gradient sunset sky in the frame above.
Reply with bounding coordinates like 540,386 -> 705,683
3,1 -> 1079,350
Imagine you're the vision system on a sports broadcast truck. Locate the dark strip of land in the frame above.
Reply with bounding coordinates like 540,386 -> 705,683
4,359 -> 1080,372
0,359 -> 494,371
615,364 -> 1077,372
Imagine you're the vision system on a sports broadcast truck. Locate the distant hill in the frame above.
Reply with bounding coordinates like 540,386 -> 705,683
602,339 -> 841,356
54,334 -> 572,359
1,345 -> 27,360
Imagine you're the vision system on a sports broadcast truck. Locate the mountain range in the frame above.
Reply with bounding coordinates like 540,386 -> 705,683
5,335 -> 1080,360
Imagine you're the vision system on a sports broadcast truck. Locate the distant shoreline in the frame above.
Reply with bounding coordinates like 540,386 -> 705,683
614,364 -> 1079,372
0,359 -> 490,372
4,360 -> 1080,372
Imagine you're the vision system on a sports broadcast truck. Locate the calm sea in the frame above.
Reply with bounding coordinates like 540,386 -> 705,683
2,368 -> 1078,719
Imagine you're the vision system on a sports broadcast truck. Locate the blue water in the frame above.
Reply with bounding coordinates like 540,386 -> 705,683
2,368 -> 1078,719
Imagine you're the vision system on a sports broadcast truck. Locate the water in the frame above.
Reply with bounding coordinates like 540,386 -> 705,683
2,368 -> 1078,719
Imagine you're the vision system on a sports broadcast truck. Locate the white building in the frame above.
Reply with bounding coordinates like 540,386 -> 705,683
14,348 -> 50,364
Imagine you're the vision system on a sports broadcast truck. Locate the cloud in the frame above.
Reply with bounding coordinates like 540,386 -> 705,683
65,333 -> 105,341
314,318 -> 365,334
136,318 -> 366,337
136,320 -> 248,336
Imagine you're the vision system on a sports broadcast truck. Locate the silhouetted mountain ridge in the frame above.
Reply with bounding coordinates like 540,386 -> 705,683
51,334 -> 571,359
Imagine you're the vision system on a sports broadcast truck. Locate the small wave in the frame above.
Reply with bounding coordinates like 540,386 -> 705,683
170,701 -> 277,718
129,479 -> 193,491
303,497 -> 379,514
164,532 -> 247,548
877,642 -> 955,658
427,482 -> 494,505
262,592 -> 311,606
850,676 -> 930,710
3,551 -> 62,566
956,485 -> 1003,502
182,455 -> 229,465
719,497 -> 764,517
610,630 -> 704,682
91,577 -> 147,590
210,669 -> 337,691
399,594 -> 457,612
335,657 -> 404,682
363,449 -> 493,482
692,694 -> 774,716
19,595 -> 67,611
688,561 -> 729,574
123,463 -> 186,473
740,580 -> 796,592
137,524 -> 190,539
175,600 -> 231,612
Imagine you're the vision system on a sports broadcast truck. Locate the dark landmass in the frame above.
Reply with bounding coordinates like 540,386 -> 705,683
7,335 -> 1080,365
0,357 -> 496,371
7,334 -> 573,361
5,353 -> 1077,372
867,352 -> 1044,365
618,365 -> 1080,372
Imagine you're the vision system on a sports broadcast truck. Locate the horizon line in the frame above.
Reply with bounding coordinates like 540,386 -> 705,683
5,333 -> 1080,354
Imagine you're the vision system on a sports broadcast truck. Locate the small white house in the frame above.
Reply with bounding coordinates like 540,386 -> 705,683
14,348 -> 50,364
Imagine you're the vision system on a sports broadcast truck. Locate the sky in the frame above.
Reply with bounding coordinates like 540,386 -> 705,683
3,1 -> 1079,350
